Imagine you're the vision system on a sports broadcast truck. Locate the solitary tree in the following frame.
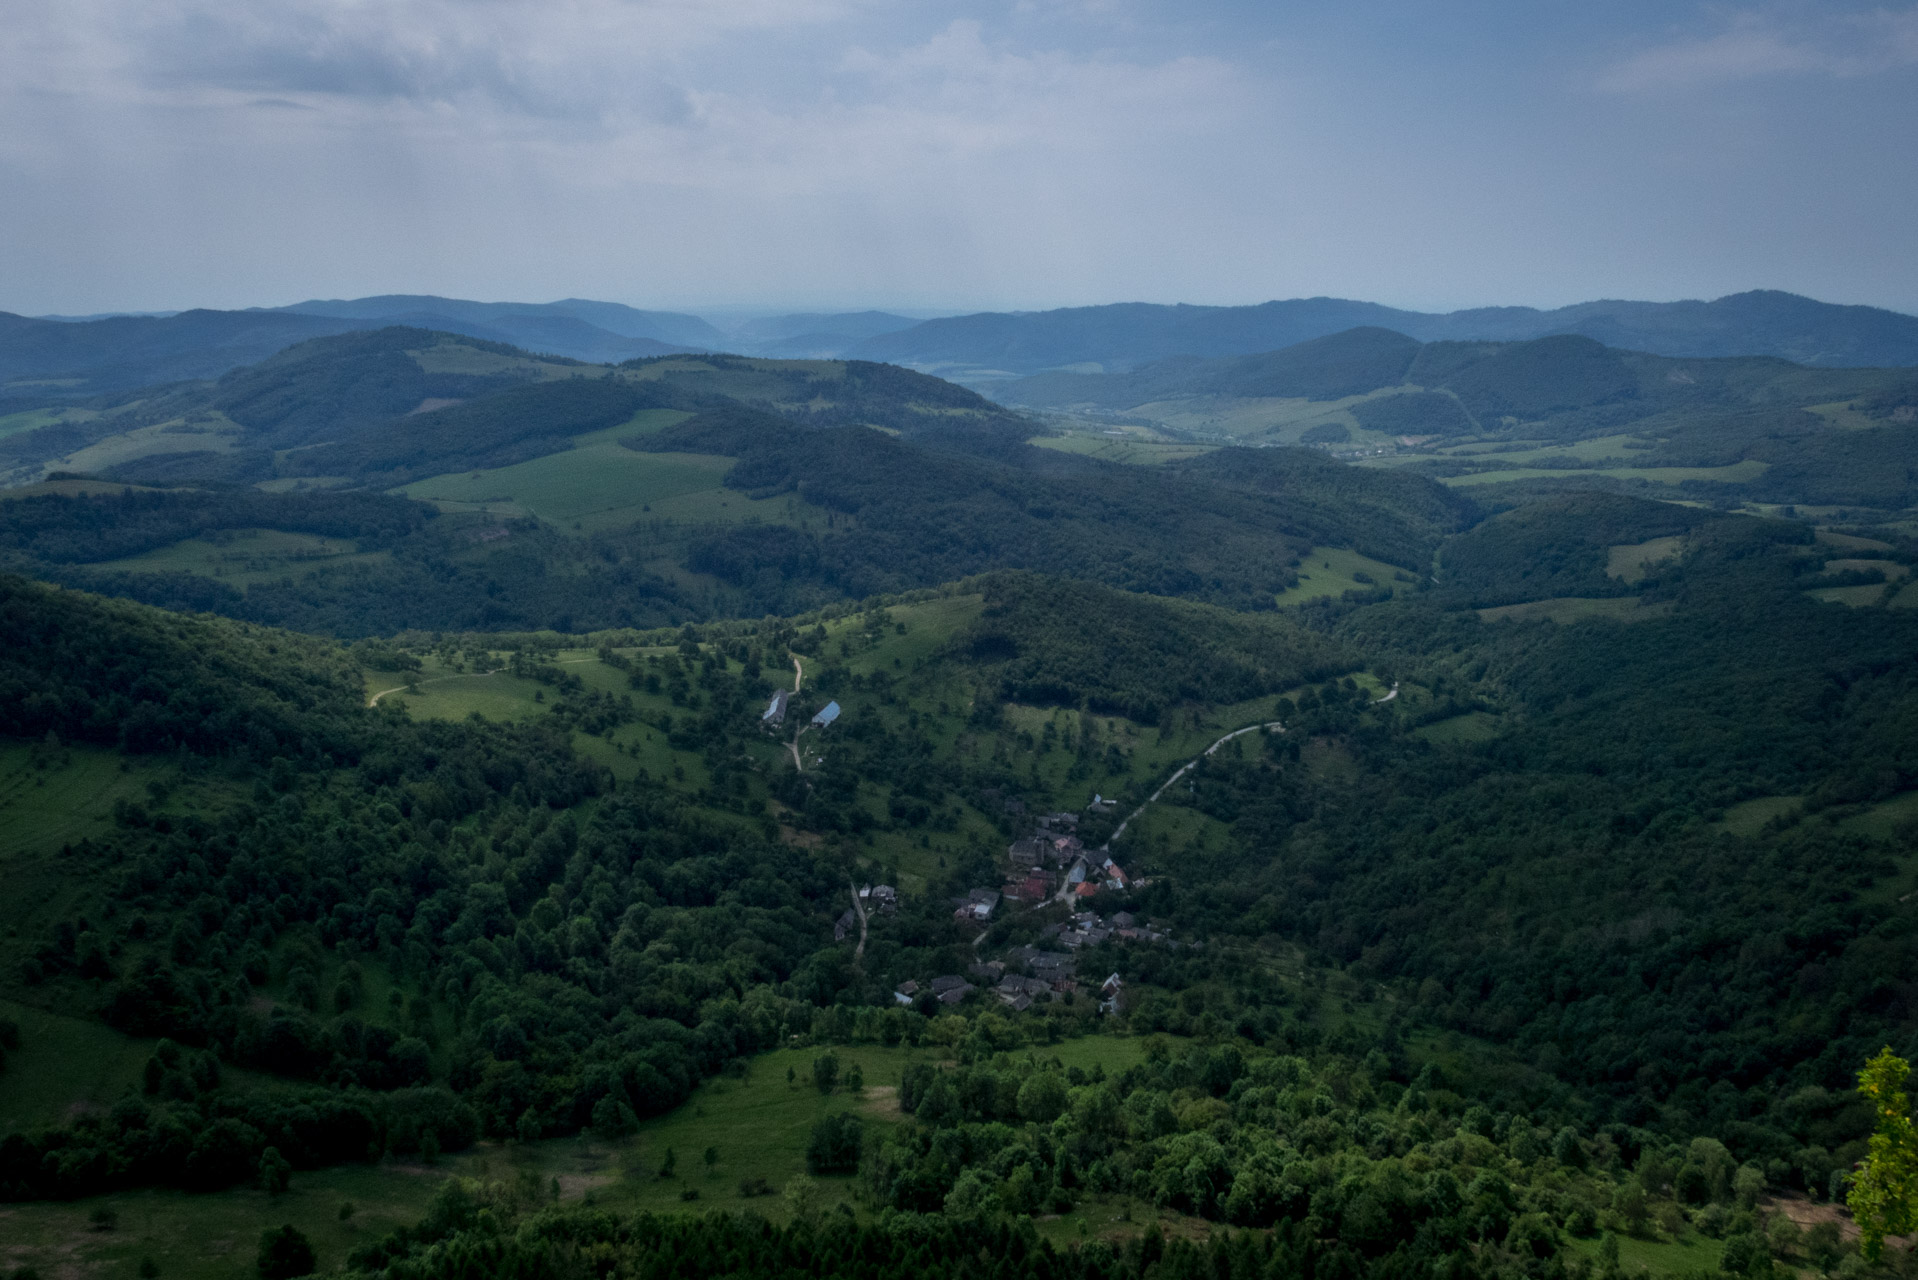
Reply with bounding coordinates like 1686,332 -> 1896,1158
1850,1047 -> 1918,1261
258,1146 -> 292,1197
256,1225 -> 316,1280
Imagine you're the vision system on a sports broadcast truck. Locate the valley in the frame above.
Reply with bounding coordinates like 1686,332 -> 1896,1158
2,312 -> 1918,1280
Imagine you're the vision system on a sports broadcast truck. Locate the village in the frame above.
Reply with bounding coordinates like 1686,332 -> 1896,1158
757,678 -> 1171,1020
842,802 -> 1179,1022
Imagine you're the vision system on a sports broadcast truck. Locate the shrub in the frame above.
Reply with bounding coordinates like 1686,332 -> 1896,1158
257,1225 -> 316,1280
806,1112 -> 864,1175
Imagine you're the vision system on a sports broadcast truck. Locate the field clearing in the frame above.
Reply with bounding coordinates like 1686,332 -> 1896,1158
1816,529 -> 1896,552
635,486 -> 811,529
1441,434 -> 1647,465
1477,597 -> 1668,624
408,343 -> 582,379
0,406 -> 99,441
0,1035 -> 1173,1280
399,445 -> 735,531
1414,712 -> 1502,744
1027,433 -> 1218,466
1607,536 -> 1685,583
839,595 -> 987,677
1112,799 -> 1236,861
0,477 -> 163,501
1565,1230 -> 1726,1277
374,671 -> 552,721
1804,400 -> 1884,430
568,407 -> 695,446
373,651 -> 723,795
1838,791 -> 1918,840
1275,548 -> 1413,606
1443,459 -> 1770,488
1823,558 -> 1907,578
0,743 -> 171,860
1808,584 -> 1890,608
46,417 -> 246,478
1715,795 -> 1800,837
0,996 -> 159,1132
91,528 -> 389,585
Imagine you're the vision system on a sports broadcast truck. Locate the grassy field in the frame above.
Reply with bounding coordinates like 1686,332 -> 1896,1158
399,446 -> 737,532
1816,530 -> 1895,553
1275,548 -> 1415,606
1477,597 -> 1668,624
0,744 -> 247,1135
0,742 -> 198,862
1607,536 -> 1685,584
1443,460 -> 1770,488
0,996 -> 160,1133
407,342 -> 584,381
1838,791 -> 1918,840
1027,432 -> 1219,466
1808,584 -> 1893,608
0,1035 -> 1172,1280
1439,435 -> 1649,466
92,528 -> 391,586
1564,1229 -> 1727,1277
1715,795 -> 1801,837
0,406 -> 100,442
41,414 -> 247,480
1414,712 -> 1503,744
1107,388 -> 1417,449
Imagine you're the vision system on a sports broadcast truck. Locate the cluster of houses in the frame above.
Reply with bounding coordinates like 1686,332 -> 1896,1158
885,903 -> 1173,1017
833,883 -> 898,941
895,960 -> 1125,1015
1000,810 -> 1130,905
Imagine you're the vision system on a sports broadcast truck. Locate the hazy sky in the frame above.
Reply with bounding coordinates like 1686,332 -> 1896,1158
3,0 -> 1916,317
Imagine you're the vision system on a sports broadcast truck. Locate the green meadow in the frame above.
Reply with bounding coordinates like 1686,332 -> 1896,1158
1027,432 -> 1219,466
399,446 -> 734,532
1564,1229 -> 1727,1277
1606,536 -> 1686,583
1438,434 -> 1650,466
1441,460 -> 1770,488
1715,795 -> 1801,838
0,1035 -> 1177,1280
92,528 -> 391,586
1275,547 -> 1415,606
1414,711 -> 1503,744
1477,597 -> 1668,625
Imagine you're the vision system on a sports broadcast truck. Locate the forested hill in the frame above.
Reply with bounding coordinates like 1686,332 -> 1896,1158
855,290 -> 1918,374
627,406 -> 1471,609
0,575 -> 365,759
0,328 -> 1029,491
954,571 -> 1354,720
998,326 -> 1917,434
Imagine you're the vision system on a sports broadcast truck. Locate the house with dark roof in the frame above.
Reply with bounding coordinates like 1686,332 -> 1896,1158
762,689 -> 790,725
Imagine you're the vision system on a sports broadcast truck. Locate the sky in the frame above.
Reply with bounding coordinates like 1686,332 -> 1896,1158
2,0 -> 1916,318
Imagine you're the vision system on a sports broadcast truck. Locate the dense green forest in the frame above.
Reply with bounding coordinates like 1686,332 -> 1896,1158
7,321 -> 1918,1280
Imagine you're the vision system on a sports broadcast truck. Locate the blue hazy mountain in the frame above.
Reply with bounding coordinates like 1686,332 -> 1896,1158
853,290 -> 1918,375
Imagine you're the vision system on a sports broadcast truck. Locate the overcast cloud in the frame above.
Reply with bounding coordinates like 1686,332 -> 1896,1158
2,0 -> 1915,316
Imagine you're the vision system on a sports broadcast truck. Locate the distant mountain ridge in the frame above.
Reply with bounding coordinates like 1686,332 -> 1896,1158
0,299 -> 927,397
6,288 -> 1915,403
274,295 -> 728,357
851,290 -> 1918,375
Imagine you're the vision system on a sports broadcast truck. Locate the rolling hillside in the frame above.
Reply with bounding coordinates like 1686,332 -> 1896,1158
856,290 -> 1918,376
